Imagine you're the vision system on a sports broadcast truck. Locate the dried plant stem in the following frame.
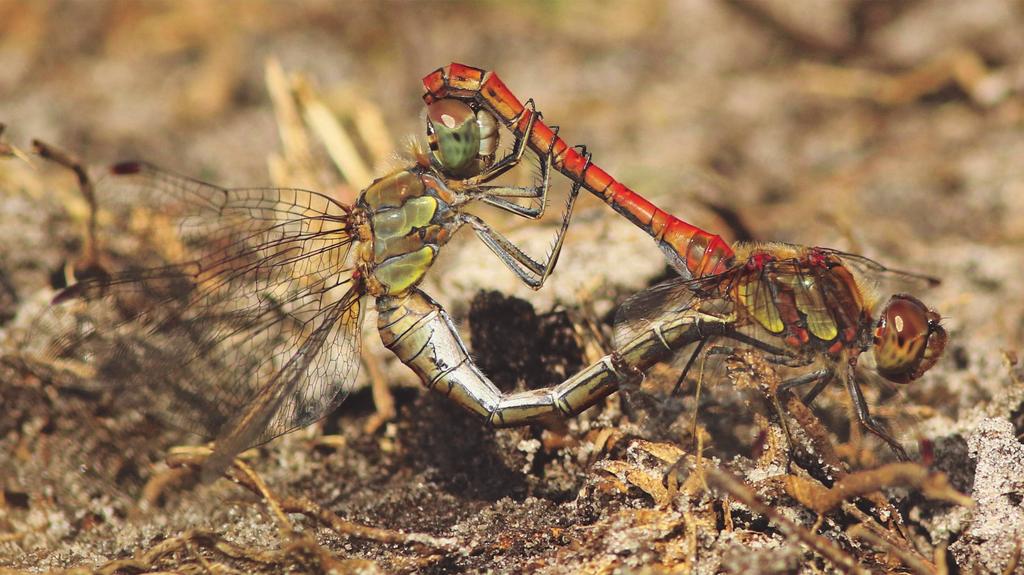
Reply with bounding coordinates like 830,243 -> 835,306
707,467 -> 866,575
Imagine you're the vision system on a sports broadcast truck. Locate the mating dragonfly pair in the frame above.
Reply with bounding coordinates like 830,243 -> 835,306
52,63 -> 947,480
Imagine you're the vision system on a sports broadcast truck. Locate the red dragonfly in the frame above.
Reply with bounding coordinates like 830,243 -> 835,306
423,63 -> 733,282
423,63 -> 948,459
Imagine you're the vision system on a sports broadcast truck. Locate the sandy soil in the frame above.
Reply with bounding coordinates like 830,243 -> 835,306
2,1 -> 1024,573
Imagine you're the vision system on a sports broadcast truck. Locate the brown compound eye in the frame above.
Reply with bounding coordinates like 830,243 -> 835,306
873,294 -> 948,384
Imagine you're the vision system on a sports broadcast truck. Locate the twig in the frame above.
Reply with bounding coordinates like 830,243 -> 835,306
280,495 -> 456,550
139,466 -> 194,509
166,449 -> 456,551
232,457 -> 294,538
785,463 -> 972,514
707,467 -> 866,575
362,350 -> 396,435
847,523 -> 934,575
722,0 -> 852,58
842,502 -> 936,574
94,528 -> 283,575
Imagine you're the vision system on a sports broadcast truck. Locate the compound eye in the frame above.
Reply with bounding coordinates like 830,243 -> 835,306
426,99 -> 480,175
873,294 -> 947,383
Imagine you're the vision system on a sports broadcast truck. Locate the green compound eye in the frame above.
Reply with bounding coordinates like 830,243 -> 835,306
427,99 -> 480,175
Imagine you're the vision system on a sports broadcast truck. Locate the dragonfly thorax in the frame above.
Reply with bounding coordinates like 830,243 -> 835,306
728,246 -> 946,384
357,168 -> 459,297
730,248 -> 872,353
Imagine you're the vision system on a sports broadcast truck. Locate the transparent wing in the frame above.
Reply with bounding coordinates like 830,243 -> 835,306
49,162 -> 363,458
613,272 -> 732,348
819,248 -> 941,289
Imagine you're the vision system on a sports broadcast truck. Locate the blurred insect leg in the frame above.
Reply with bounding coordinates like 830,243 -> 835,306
33,139 -> 108,282
704,344 -> 810,368
766,391 -> 796,472
672,338 -> 708,395
691,342 -> 713,446
360,350 -> 396,435
377,289 -> 733,427
778,367 -> 834,406
844,365 -> 910,461
466,98 -> 541,186
460,169 -> 582,290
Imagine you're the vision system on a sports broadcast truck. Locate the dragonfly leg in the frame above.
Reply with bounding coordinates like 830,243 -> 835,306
703,344 -> 807,367
778,367 -> 834,406
844,364 -> 910,461
465,98 -> 543,186
460,158 -> 584,290
377,289 -> 735,427
474,128 -> 570,220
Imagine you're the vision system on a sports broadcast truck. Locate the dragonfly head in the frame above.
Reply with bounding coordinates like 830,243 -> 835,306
872,294 -> 947,384
425,99 -> 498,178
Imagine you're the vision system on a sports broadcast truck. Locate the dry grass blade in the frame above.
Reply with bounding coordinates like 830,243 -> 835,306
0,124 -> 33,164
796,49 -> 1009,107
329,87 -> 395,171
842,502 -> 938,574
294,77 -> 374,189
265,57 -> 319,192
165,448 -> 456,552
361,351 -> 396,435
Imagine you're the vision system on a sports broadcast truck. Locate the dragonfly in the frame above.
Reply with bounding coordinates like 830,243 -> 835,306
50,95 -> 604,481
423,63 -> 734,282
422,63 -> 948,458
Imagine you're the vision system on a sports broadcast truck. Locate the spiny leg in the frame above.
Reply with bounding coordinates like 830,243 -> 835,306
461,147 -> 590,290
844,362 -> 910,461
692,345 -> 823,463
703,344 -> 811,368
778,367 -> 834,406
476,125 -> 562,219
464,98 -> 541,186
673,337 -> 708,395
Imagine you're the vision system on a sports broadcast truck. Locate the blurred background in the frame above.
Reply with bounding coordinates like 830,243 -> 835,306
2,1 -> 1024,571
2,0 -> 1022,321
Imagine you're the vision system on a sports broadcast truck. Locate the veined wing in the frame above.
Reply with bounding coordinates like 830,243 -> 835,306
49,162 -> 363,465
613,271 -> 734,349
818,248 -> 941,289
613,259 -> 808,379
